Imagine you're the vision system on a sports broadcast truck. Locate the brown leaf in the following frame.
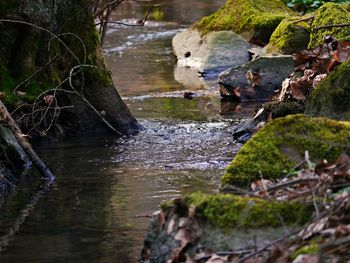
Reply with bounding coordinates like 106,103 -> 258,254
43,95 -> 55,105
333,41 -> 350,63
312,74 -> 327,88
0,92 -> 6,99
290,76 -> 312,100
246,69 -> 262,87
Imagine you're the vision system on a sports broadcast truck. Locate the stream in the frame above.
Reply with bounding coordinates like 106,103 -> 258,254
0,1 -> 260,262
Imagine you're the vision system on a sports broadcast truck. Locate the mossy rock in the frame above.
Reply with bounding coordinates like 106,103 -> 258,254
267,17 -> 310,54
305,58 -> 350,120
222,114 -> 350,186
195,0 -> 296,44
186,192 -> 311,229
309,3 -> 350,48
339,2 -> 350,11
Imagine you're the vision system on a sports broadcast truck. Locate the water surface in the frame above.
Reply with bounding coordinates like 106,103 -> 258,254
0,1 -> 260,262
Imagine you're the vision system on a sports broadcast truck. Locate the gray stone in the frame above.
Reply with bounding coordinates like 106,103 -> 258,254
218,55 -> 294,101
172,29 -> 251,77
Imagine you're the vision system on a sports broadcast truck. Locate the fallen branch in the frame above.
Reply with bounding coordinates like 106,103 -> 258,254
0,100 -> 54,180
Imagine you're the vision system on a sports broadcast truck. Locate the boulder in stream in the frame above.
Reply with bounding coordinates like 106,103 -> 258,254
218,55 -> 294,101
173,29 -> 251,77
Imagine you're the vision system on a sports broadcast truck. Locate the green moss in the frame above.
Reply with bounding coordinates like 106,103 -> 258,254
291,243 -> 320,260
267,16 -> 310,54
305,58 -> 350,120
0,61 -> 17,106
0,2 -> 20,16
196,0 -> 295,43
0,59 -> 54,108
222,114 -> 350,186
339,2 -> 350,11
309,3 -> 350,48
186,192 -> 311,229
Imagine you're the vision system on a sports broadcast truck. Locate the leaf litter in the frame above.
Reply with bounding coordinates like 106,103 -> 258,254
156,151 -> 350,263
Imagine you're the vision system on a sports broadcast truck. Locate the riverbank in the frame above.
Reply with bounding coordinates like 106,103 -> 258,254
142,1 -> 350,262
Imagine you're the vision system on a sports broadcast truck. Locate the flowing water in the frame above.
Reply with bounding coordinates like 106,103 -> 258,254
0,1 -> 260,262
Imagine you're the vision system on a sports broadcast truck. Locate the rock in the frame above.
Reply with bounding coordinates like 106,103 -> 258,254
195,0 -> 295,44
218,55 -> 294,101
305,58 -> 350,120
172,29 -> 251,77
222,114 -> 350,187
309,3 -> 350,48
142,192 -> 311,263
267,17 -> 310,54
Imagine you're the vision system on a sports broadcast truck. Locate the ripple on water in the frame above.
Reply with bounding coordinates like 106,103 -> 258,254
112,120 -> 242,173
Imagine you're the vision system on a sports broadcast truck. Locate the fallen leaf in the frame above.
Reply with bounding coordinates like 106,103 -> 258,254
312,74 -> 327,88
43,95 -> 55,105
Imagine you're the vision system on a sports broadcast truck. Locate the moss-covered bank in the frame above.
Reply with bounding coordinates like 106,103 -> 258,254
222,114 -> 350,186
195,0 -> 295,44
305,58 -> 350,120
186,192 -> 311,229
267,16 -> 310,54
309,3 -> 350,48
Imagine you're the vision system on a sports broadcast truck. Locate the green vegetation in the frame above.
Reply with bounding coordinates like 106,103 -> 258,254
305,58 -> 350,120
291,242 -> 320,259
222,115 -> 350,186
186,192 -> 311,229
195,0 -> 295,43
309,2 -> 350,47
287,0 -> 349,12
267,17 -> 310,54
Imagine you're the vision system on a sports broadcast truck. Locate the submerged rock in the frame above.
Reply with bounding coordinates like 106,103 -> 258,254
222,114 -> 350,187
218,55 -> 294,101
308,3 -> 350,48
305,58 -> 350,120
195,0 -> 295,44
267,17 -> 310,54
172,29 -> 251,77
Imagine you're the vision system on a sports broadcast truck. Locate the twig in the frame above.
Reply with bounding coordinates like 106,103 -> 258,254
13,55 -> 59,94
315,23 -> 350,31
0,19 -> 82,65
291,15 -> 315,24
266,177 -> 319,193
